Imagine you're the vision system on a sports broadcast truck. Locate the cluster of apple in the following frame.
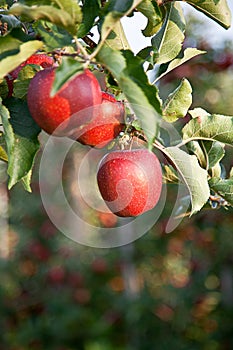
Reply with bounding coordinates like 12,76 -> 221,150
6,53 -> 163,217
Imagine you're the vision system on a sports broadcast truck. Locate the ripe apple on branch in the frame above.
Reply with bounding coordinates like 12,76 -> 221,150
0,0 -> 232,220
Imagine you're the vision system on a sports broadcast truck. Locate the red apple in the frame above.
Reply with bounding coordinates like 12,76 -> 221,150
5,53 -> 54,97
75,91 -> 125,148
27,67 -> 102,135
97,149 -> 162,217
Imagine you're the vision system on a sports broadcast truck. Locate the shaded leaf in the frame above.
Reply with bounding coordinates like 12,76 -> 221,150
151,2 -> 185,65
10,2 -> 82,35
4,98 -> 41,138
205,141 -> 225,169
154,48 -> 205,83
0,40 -> 43,80
33,21 -> 73,51
0,135 -> 8,162
50,57 -> 84,96
1,97 -> 40,191
185,0 -> 231,29
97,46 -> 162,147
209,177 -> 233,206
182,112 -> 233,145
13,64 -> 40,99
162,78 -> 192,122
77,0 -> 100,37
161,146 -> 210,214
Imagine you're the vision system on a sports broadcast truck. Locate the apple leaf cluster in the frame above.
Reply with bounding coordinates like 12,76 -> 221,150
0,0 -> 233,217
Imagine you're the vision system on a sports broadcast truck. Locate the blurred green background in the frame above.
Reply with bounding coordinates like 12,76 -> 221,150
0,11 -> 233,350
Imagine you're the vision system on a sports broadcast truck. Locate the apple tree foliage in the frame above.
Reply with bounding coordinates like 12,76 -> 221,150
0,0 -> 233,217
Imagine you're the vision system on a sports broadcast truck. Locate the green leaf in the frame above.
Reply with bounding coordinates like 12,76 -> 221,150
50,57 -> 84,96
209,177 -> 233,206
154,47 -> 205,83
162,146 -> 210,214
0,97 -> 14,156
77,0 -> 100,38
0,40 -> 43,80
182,111 -> 233,145
4,98 -> 41,138
0,98 -> 40,191
9,1 -> 82,35
7,135 -> 40,190
204,141 -> 225,169
97,46 -> 162,147
184,0 -> 232,29
137,0 -> 163,37
104,21 -> 131,50
33,21 -> 73,51
0,135 -> 8,162
108,0 -> 134,13
13,64 -> 40,99
162,78 -> 192,122
0,35 -> 22,60
151,2 -> 185,65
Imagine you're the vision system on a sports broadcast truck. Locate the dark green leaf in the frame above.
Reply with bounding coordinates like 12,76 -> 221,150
33,21 -> 73,51
162,78 -> 192,122
184,0 -> 231,29
50,57 -> 84,96
209,177 -> 233,206
0,97 -> 40,191
151,2 -> 185,65
77,0 -> 100,38
108,0 -> 134,14
4,98 -> 41,138
161,146 -> 210,214
97,46 -> 162,147
182,111 -> 233,145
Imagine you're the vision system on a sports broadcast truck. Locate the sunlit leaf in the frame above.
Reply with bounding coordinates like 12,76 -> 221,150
137,0 -> 163,36
184,0 -> 231,29
0,40 -> 43,80
182,112 -> 233,145
154,48 -> 205,83
161,146 -> 210,214
162,78 -> 192,122
151,2 -> 185,65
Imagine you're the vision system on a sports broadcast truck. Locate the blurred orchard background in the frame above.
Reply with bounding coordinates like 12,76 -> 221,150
0,4 -> 233,350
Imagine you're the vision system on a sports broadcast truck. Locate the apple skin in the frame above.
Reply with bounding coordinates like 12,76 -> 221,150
97,149 -> 162,217
27,67 -> 102,135
75,91 -> 125,148
5,53 -> 54,97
